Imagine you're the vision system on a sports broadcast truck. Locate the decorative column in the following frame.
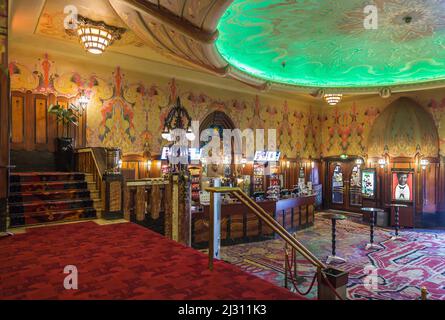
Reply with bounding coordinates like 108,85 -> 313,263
102,148 -> 124,220
166,173 -> 191,246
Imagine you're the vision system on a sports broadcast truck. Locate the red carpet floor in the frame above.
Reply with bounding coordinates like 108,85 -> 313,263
0,221 -> 300,300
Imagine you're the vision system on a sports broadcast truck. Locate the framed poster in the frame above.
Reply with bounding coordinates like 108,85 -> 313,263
391,170 -> 414,202
361,169 -> 376,199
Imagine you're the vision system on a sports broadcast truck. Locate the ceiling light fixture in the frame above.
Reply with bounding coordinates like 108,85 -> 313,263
68,15 -> 126,55
324,94 -> 343,106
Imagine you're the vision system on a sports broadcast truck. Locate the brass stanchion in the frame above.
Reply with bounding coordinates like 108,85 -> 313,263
421,287 -> 428,300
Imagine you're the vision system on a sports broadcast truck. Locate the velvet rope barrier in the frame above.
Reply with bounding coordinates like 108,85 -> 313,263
285,246 -> 345,300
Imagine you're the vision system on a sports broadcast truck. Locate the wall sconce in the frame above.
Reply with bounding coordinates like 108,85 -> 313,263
286,161 -> 290,168
241,158 -> 247,169
118,159 -> 123,169
378,158 -> 386,168
146,160 -> 152,170
310,161 -> 315,169
78,91 -> 90,111
420,159 -> 429,170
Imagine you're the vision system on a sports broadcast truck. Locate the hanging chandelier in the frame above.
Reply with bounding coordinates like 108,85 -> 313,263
324,94 -> 343,106
161,97 -> 195,142
69,15 -> 126,55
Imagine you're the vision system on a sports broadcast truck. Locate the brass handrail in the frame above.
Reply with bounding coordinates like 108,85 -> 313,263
205,187 -> 326,271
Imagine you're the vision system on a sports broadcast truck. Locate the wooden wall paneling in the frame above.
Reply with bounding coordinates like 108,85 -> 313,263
11,93 -> 24,148
47,94 -> 57,152
0,0 -> 9,232
24,91 -> 34,151
34,96 -> 48,148
422,160 -> 439,213
55,99 -> 67,138
245,211 -> 259,237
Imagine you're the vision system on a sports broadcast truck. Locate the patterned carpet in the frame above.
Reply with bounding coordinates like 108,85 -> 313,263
220,213 -> 445,300
0,221 -> 300,300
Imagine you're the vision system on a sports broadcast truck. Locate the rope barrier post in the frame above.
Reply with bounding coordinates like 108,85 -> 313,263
284,244 -> 289,289
318,267 -> 349,300
421,287 -> 428,300
208,179 -> 222,271
208,190 -> 214,271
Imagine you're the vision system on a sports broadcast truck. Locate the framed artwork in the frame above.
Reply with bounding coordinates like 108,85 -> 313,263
391,170 -> 414,202
361,169 -> 376,199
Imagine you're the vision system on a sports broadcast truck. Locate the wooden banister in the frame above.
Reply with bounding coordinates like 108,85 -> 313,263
206,187 -> 326,270
75,148 -> 107,215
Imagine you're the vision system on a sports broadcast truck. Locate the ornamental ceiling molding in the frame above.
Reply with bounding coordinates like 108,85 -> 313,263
109,0 -> 445,96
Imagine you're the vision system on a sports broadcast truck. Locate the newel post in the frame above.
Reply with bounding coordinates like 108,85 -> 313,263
167,173 -> 191,246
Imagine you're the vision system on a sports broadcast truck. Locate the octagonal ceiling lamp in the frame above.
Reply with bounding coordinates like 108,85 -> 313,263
72,15 -> 126,55
324,94 -> 343,106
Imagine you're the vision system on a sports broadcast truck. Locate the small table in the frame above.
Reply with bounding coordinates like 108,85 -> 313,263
361,207 -> 384,250
386,203 -> 408,240
323,213 -> 347,264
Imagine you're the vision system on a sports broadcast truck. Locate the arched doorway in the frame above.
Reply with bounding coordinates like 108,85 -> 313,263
199,111 -> 236,179
367,97 -> 440,226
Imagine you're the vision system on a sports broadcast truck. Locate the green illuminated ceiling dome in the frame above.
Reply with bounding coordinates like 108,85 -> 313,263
216,0 -> 445,91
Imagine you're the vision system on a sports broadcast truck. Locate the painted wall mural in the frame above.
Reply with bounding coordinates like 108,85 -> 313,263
320,95 -> 442,158
321,103 -> 368,157
9,51 -> 444,159
9,52 -> 321,159
367,97 -> 439,158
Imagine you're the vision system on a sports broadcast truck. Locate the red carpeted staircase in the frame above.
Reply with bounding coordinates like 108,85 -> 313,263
8,172 -> 101,227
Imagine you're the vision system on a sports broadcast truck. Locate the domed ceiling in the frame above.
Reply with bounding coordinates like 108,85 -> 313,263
109,0 -> 445,94
217,0 -> 445,89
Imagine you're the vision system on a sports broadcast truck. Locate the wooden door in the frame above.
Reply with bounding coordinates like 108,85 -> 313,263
328,160 -> 363,212
329,162 -> 347,210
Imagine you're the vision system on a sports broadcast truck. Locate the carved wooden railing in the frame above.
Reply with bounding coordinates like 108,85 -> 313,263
75,147 -> 107,215
123,178 -> 170,221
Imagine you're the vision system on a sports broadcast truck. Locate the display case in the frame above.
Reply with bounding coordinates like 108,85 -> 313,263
253,162 -> 265,192
361,168 -> 376,200
189,165 -> 202,205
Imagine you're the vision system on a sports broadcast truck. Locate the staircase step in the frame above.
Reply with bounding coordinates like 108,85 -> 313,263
92,198 -> 103,210
9,207 -> 97,227
84,174 -> 94,183
9,198 -> 94,214
8,171 -> 100,228
9,181 -> 88,193
9,189 -> 91,203
10,172 -> 85,183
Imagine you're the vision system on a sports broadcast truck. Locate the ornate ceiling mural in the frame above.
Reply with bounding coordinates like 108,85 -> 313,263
216,0 -> 445,90
110,0 -> 445,94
